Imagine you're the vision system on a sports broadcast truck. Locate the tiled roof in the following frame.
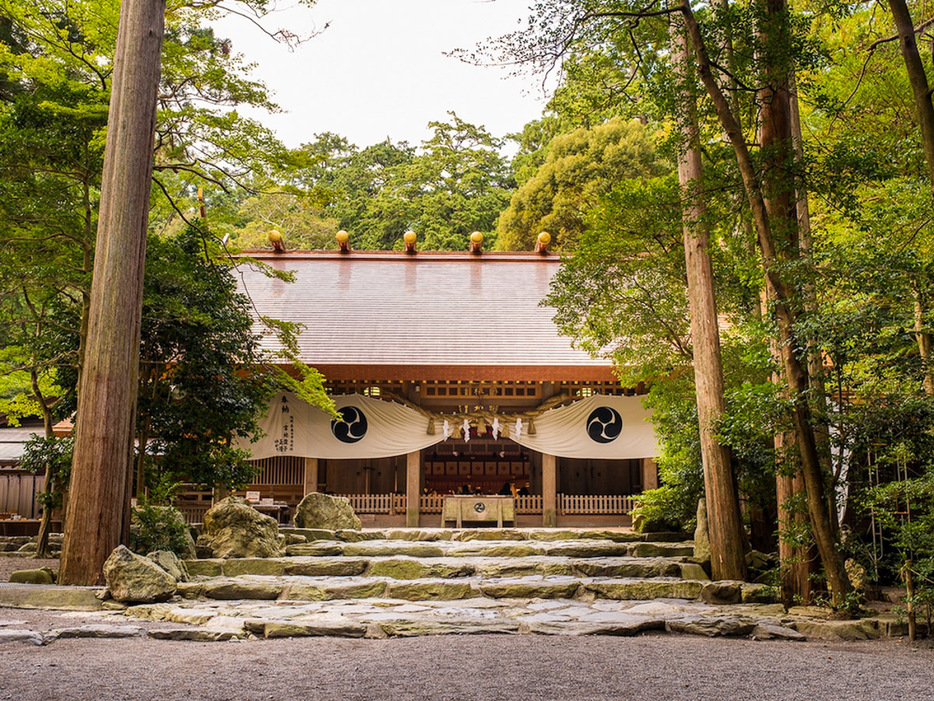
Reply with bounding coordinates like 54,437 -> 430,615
235,251 -> 614,381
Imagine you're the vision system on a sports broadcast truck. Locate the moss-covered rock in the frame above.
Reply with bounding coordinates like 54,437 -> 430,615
284,557 -> 368,577
294,493 -> 362,531
184,559 -> 222,577
203,580 -> 282,600
8,567 -> 55,585
584,579 -> 704,601
103,545 -> 177,604
387,580 -> 480,601
199,497 -> 281,559
222,558 -> 285,577
480,579 -> 581,600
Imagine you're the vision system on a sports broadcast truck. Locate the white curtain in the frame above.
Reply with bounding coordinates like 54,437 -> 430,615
242,392 -> 657,461
242,393 -> 445,460
512,394 -> 657,459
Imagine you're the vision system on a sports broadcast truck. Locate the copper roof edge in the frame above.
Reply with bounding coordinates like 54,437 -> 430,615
237,250 -> 558,262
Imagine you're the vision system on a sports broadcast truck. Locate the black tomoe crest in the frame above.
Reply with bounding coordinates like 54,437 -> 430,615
331,406 -> 368,443
586,407 -> 622,443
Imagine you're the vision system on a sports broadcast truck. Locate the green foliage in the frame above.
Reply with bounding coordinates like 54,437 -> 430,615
129,501 -> 192,557
293,113 -> 514,251
497,118 -> 664,251
19,435 -> 73,510
134,225 -> 278,491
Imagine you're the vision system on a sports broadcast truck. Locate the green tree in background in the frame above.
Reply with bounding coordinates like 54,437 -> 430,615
496,118 -> 663,251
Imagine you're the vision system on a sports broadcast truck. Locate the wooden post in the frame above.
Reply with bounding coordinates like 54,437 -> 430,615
58,0 -> 166,586
303,458 -> 318,496
406,451 -> 421,528
542,452 -> 557,527
641,458 -> 659,491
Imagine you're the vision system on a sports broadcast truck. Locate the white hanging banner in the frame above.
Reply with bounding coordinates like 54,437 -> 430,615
242,393 -> 445,460
511,394 -> 657,460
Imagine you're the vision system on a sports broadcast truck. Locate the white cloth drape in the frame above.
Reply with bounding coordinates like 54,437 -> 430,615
242,392 -> 657,461
242,393 -> 445,460
511,394 -> 657,459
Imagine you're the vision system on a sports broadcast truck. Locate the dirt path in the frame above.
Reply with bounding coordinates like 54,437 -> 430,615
0,615 -> 932,701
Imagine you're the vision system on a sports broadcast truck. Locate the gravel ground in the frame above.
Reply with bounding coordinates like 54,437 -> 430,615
0,557 -> 58,581
3,556 -> 932,701
0,607 -> 932,701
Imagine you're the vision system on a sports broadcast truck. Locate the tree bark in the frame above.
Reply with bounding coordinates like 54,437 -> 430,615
671,11 -> 747,581
885,0 -> 934,395
58,0 -> 166,586
30,368 -> 55,560
679,0 -> 852,605
887,0 -> 934,195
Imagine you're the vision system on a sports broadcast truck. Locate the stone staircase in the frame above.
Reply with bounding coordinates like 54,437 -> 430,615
1,528 -> 909,642
178,527 -> 751,606
111,527 -> 834,641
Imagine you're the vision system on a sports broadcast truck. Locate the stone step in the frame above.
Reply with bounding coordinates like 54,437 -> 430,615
280,538 -> 695,559
186,554 -> 708,582
118,596 -> 897,642
281,527 -> 690,544
175,573 -> 767,605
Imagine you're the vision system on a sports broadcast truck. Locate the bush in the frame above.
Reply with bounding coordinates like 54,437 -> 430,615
630,486 -> 690,533
129,503 -> 195,559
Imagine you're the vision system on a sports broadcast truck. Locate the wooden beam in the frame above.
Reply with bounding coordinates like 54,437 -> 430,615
303,458 -> 318,496
542,453 -> 557,527
641,458 -> 659,491
406,451 -> 421,528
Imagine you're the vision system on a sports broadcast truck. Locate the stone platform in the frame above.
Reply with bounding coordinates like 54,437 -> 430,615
0,528 -> 910,643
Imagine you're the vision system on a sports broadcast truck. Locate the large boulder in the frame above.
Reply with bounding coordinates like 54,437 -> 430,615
198,496 -> 282,559
294,492 -> 362,531
103,545 -> 177,604
147,550 -> 189,582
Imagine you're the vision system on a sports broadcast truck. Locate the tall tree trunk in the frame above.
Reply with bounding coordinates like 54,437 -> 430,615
887,0 -> 934,195
679,0 -> 853,605
887,0 -> 934,394
59,0 -> 166,586
30,369 -> 56,560
671,11 -> 747,581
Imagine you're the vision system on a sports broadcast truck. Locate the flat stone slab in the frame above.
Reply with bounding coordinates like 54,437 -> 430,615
47,624 -> 146,640
584,578 -> 705,601
0,628 -> 45,646
148,628 -> 241,642
792,619 -> 880,641
0,584 -> 102,611
479,577 -> 583,600
249,618 -> 367,639
666,615 -> 757,637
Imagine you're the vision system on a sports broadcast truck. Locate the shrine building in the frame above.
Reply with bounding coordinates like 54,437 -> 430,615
206,232 -> 659,528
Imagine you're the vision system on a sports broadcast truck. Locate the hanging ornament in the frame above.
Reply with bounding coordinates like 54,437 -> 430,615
515,417 -> 523,440
427,418 -> 436,435
462,418 -> 471,442
442,420 -> 452,440
491,417 -> 500,440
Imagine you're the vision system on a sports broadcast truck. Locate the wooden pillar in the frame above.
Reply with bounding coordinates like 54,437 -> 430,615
303,458 -> 318,496
641,458 -> 659,491
542,452 -> 557,527
406,450 -> 421,528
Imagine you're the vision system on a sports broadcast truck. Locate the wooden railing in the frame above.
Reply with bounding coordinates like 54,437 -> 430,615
339,493 -> 633,517
515,495 -> 542,514
177,503 -> 210,526
249,456 -> 304,486
343,493 -> 401,514
559,493 -> 634,515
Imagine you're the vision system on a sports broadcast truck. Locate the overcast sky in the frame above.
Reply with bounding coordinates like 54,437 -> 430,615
212,0 -> 550,151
